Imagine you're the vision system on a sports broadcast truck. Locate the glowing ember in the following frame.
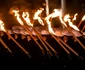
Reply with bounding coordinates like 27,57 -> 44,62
0,20 -> 6,32
13,10 -> 24,25
22,12 -> 33,27
33,8 -> 44,26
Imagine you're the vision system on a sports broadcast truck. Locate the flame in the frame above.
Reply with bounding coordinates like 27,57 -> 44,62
13,10 -> 24,25
51,9 -> 67,27
33,8 -> 44,26
12,9 -> 80,32
45,14 -> 55,34
0,20 -> 6,32
64,14 -> 70,22
45,9 -> 67,34
68,19 -> 79,31
22,12 -> 33,27
51,9 -> 61,18
64,14 -> 79,31
82,15 -> 85,21
59,16 -> 67,27
72,13 -> 78,21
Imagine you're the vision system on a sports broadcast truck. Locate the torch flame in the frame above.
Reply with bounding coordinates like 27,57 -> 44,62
68,19 -> 79,31
64,14 -> 70,22
51,9 -> 61,18
13,10 -> 24,25
22,12 -> 33,27
51,9 -> 67,27
33,8 -> 44,26
0,20 -> 6,32
59,16 -> 67,27
45,9 -> 67,34
82,15 -> 85,21
45,14 -> 55,34
72,13 -> 78,21
64,14 -> 79,31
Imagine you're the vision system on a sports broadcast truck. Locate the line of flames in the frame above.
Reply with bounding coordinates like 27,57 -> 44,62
0,8 -> 85,34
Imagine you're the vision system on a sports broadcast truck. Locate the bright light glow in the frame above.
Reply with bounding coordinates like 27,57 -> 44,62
64,14 -> 79,31
22,12 -> 33,27
0,20 -> 6,32
33,8 -> 44,26
82,15 -> 85,21
72,13 -> 78,21
13,10 -> 24,25
45,14 -> 55,34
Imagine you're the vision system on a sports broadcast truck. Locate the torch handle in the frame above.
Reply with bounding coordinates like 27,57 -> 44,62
79,31 -> 85,40
33,27 -> 53,56
66,27 -> 85,49
33,27 -> 58,55
52,35 -> 70,54
58,38 -> 79,56
0,38 -> 12,53
44,27 -> 70,55
82,25 -> 85,31
22,26 -> 45,55
5,31 -> 30,56
77,20 -> 82,28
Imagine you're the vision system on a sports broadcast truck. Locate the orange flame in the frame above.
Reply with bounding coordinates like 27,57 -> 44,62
0,20 -> 6,32
82,15 -> 85,21
33,8 -> 44,26
45,9 -> 61,34
59,16 -> 67,27
22,12 -> 33,27
72,13 -> 78,21
64,14 -> 79,31
51,9 -> 61,18
45,9 -> 67,34
13,10 -> 24,25
45,14 -> 55,34
64,14 -> 70,22
51,9 -> 67,27
68,20 -> 79,31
